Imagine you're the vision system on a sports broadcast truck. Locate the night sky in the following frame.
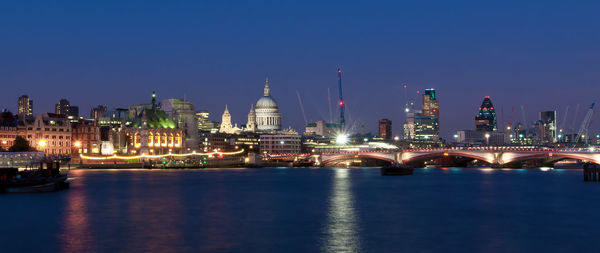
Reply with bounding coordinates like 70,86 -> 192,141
1,1 -> 599,139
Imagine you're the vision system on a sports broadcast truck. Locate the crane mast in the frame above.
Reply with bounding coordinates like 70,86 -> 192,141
574,103 -> 595,147
337,68 -> 345,130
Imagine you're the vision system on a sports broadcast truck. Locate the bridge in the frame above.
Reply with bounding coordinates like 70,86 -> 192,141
316,147 -> 600,167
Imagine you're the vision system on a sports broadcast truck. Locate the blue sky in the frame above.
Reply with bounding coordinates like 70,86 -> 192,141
1,0 -> 599,138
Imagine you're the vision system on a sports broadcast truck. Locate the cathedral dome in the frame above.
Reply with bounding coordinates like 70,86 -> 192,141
254,77 -> 282,131
256,96 -> 278,109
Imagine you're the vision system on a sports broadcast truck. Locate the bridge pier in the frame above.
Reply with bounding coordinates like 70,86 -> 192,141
584,163 -> 600,182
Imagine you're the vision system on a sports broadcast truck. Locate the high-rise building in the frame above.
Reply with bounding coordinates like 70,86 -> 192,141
55,99 -> 71,116
539,111 -> 557,144
378,119 -> 392,141
422,89 -> 439,117
414,115 -> 439,141
475,96 -> 497,132
17,95 -> 33,116
55,99 -> 79,119
91,105 -> 107,120
69,106 -> 79,119
196,110 -> 218,133
403,89 -> 440,142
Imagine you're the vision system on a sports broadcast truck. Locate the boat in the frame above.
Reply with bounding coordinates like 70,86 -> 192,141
381,165 -> 414,176
0,163 -> 70,193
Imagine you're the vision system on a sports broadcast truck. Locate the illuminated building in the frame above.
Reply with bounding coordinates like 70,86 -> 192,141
255,77 -> 282,131
422,89 -> 439,117
403,109 -> 416,140
260,132 -> 301,155
18,114 -> 72,155
218,105 -> 243,134
304,120 -> 339,137
414,115 -> 439,141
404,89 -> 440,142
247,104 -> 257,132
455,130 -> 506,145
55,99 -> 72,117
161,98 -> 199,150
539,111 -> 557,144
97,108 -> 130,154
196,110 -> 219,133
0,111 -> 19,150
71,119 -> 101,154
378,119 -> 392,141
475,96 -> 497,132
124,92 -> 183,155
17,95 -> 33,117
200,132 -> 234,152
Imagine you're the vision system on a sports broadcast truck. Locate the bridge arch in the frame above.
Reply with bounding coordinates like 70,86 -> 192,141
401,151 -> 496,165
321,153 -> 396,166
500,152 -> 600,166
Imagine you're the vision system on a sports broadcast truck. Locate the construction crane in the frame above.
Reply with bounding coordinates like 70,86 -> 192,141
571,104 -> 581,133
574,103 -> 595,147
296,91 -> 308,126
337,68 -> 345,130
520,105 -> 527,127
559,105 -> 570,133
327,87 -> 333,124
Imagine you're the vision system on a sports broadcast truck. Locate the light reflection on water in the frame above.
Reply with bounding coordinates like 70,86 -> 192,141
4,167 -> 600,252
323,168 -> 360,252
60,169 -> 93,253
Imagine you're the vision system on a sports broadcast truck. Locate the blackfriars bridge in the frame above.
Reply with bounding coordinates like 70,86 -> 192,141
315,147 -> 600,167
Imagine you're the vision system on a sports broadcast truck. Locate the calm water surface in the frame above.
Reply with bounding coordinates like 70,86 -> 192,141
1,167 -> 599,252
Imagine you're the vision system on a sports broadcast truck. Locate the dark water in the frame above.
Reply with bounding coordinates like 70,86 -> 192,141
1,167 -> 599,253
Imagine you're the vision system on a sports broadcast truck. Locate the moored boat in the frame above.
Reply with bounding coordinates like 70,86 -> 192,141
0,162 -> 70,193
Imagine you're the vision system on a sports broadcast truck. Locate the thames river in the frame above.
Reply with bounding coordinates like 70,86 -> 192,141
1,167 -> 599,252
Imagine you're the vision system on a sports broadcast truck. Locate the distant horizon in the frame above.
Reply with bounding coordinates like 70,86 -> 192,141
2,1 -> 599,138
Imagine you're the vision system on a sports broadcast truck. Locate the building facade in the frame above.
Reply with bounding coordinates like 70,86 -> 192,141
124,92 -> 183,155
161,98 -> 199,150
259,133 -> 301,155
378,119 -> 392,141
0,111 -> 19,150
304,120 -> 339,137
19,114 -> 72,155
71,119 -> 101,155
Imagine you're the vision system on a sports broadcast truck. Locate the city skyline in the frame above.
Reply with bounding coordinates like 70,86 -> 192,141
1,1 -> 599,138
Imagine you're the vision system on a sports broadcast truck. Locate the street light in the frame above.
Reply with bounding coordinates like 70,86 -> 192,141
485,133 -> 490,146
74,141 -> 82,148
336,134 -> 349,145
38,140 -> 47,147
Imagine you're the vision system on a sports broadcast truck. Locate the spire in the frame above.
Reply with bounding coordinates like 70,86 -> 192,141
224,104 -> 229,113
264,77 -> 270,97
151,91 -> 157,109
250,104 -> 255,112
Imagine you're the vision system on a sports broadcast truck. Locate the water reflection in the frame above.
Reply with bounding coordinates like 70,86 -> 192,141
323,168 -> 360,252
60,169 -> 93,253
